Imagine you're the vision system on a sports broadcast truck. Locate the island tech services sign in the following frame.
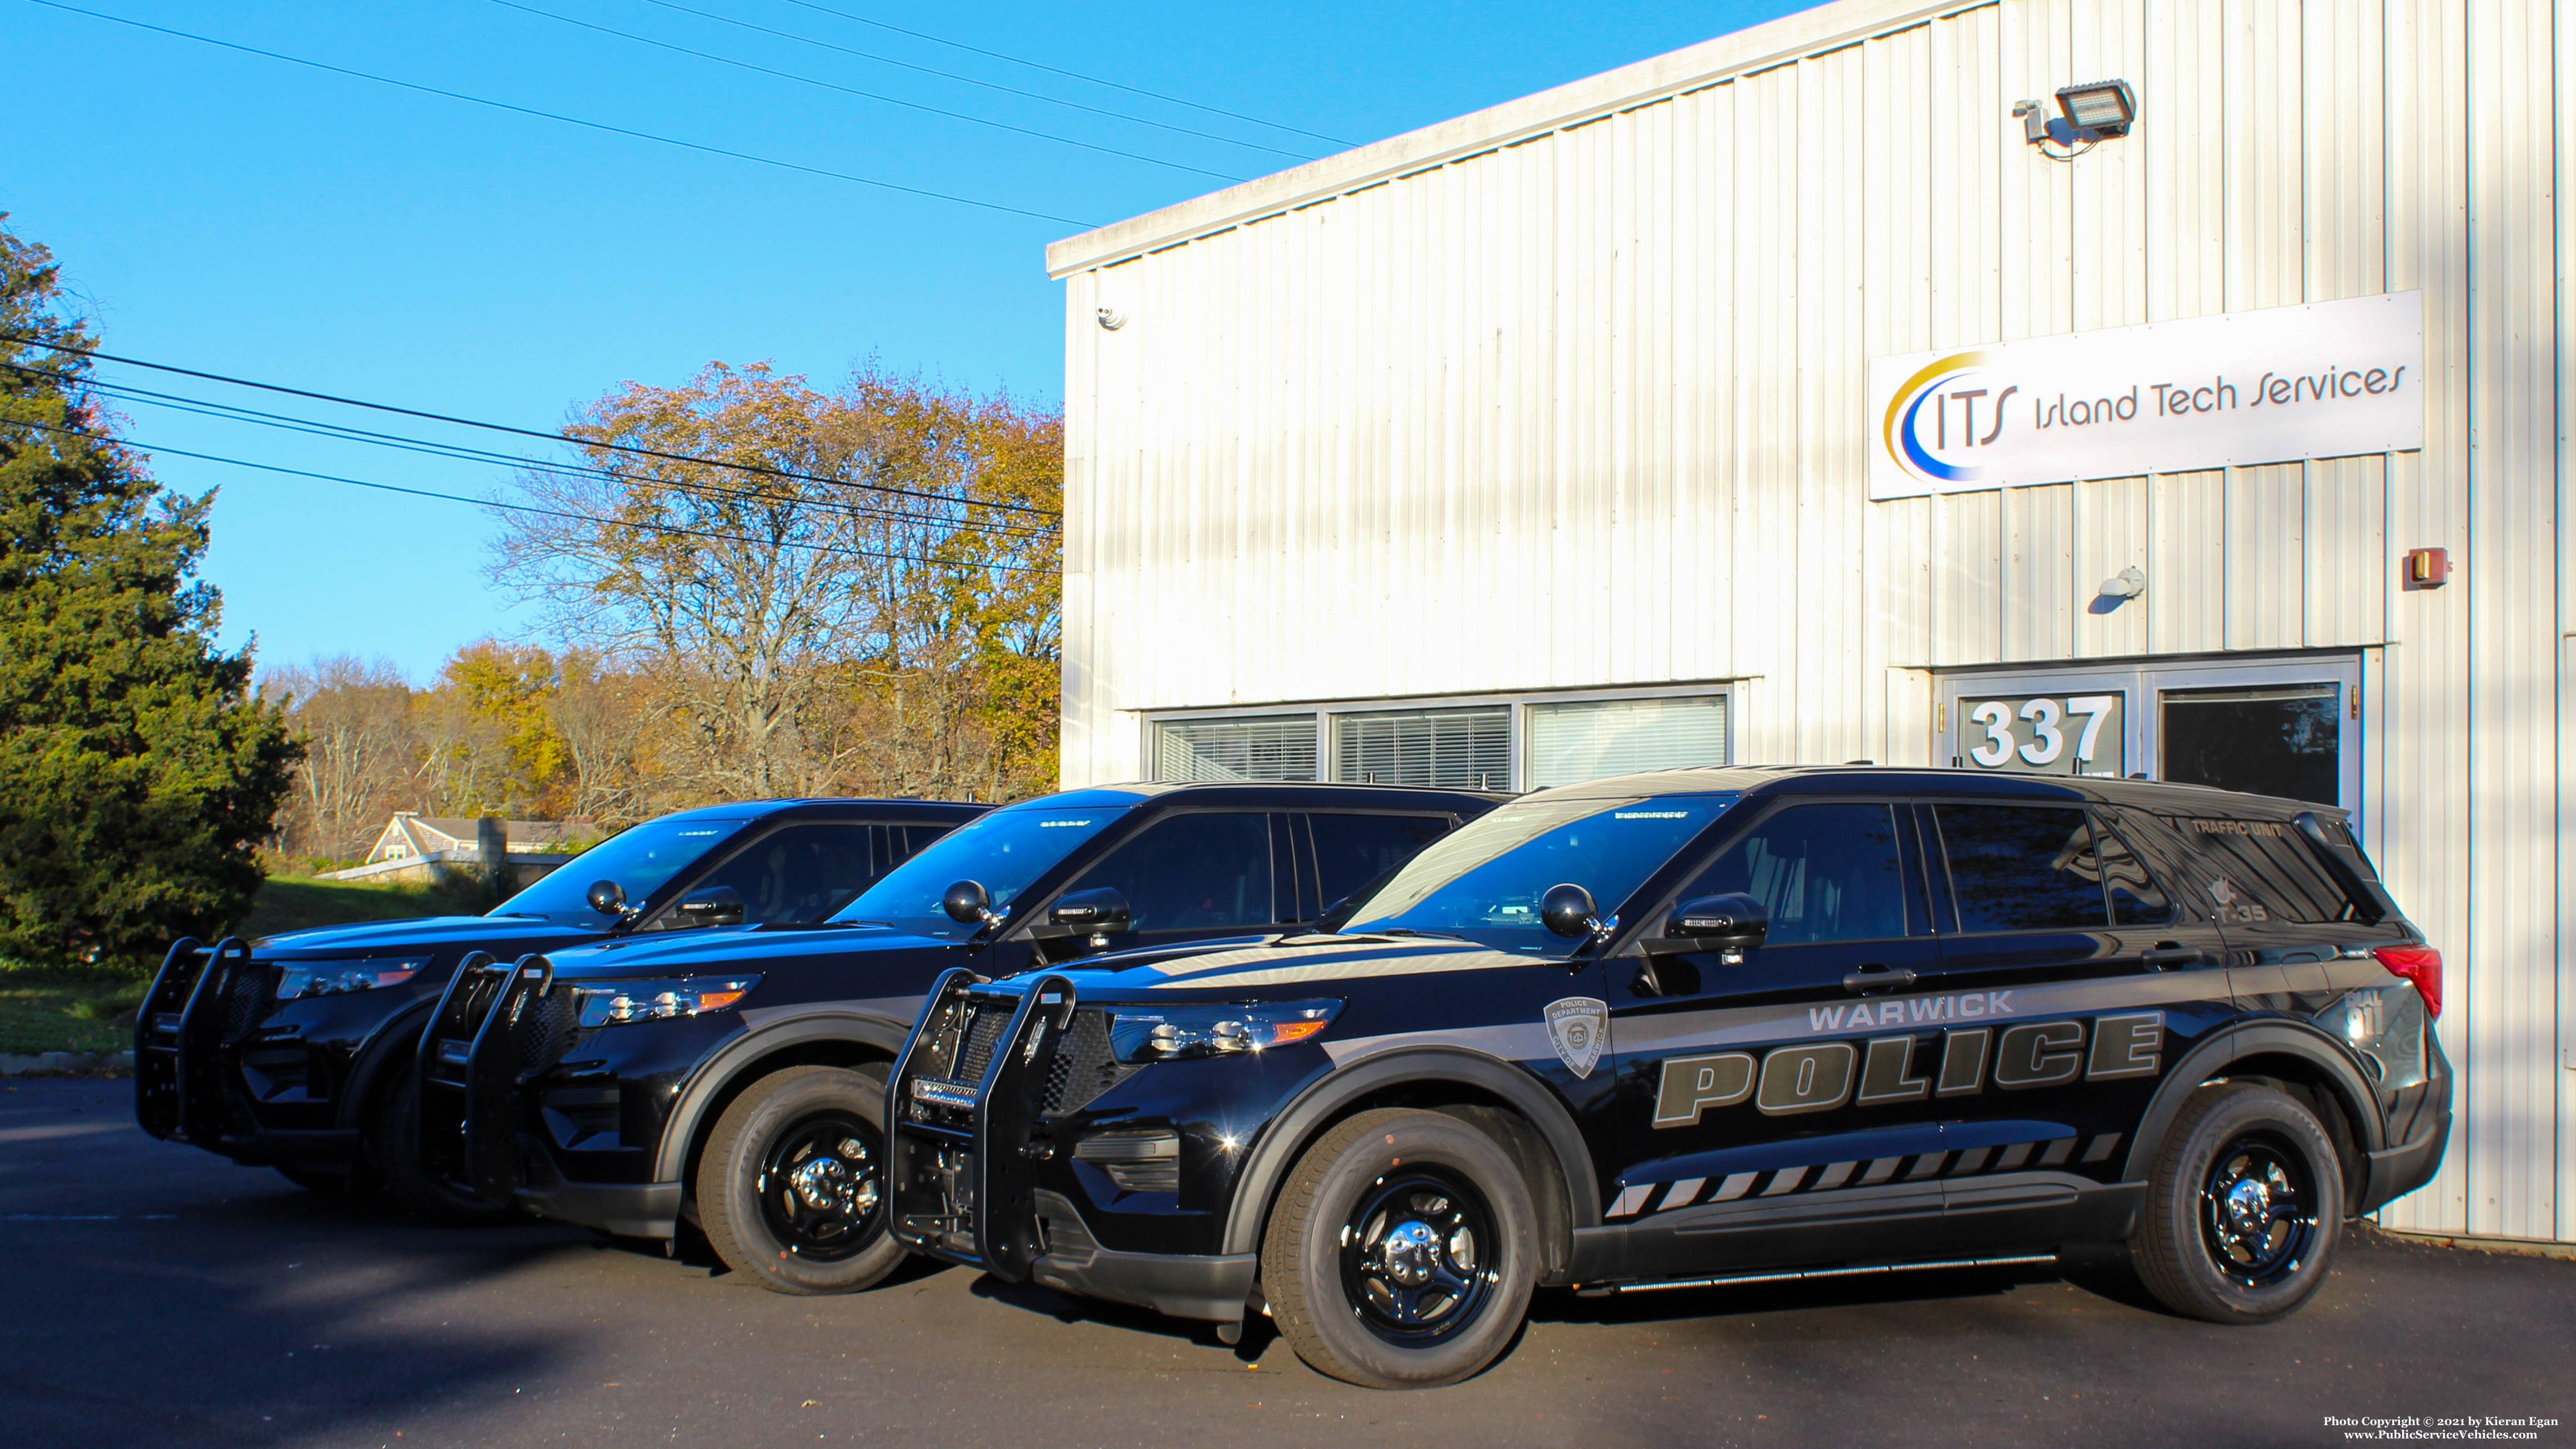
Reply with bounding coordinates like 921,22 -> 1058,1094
1867,292 -> 2424,500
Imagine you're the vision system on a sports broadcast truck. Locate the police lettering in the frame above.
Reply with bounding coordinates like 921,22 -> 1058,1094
1652,1012 -> 2166,1125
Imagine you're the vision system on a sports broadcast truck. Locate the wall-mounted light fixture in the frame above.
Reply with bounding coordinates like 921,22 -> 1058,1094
1096,307 -> 1127,331
2089,565 -> 2147,614
2014,78 -> 2136,159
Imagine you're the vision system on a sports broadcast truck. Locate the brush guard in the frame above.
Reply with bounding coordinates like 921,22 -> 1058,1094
416,951 -> 568,1203
886,970 -> 1076,1280
134,936 -> 257,1144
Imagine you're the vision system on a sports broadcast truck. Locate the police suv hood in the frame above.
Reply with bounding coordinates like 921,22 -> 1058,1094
532,920 -> 948,979
1043,933 -> 1528,1001
254,914 -> 607,958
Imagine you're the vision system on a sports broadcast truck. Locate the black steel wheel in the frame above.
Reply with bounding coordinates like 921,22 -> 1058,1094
2132,1082 -> 2344,1324
754,1107 -> 882,1263
698,1064 -> 908,1294
2198,1132 -> 2320,1288
1262,1107 -> 1537,1388
1338,1165 -> 1502,1346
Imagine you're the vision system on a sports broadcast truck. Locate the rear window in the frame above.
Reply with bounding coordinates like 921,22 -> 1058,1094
2157,814 -> 2360,924
1933,804 -> 2112,932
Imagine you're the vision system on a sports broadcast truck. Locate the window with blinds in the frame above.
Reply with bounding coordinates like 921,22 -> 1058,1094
1524,694 -> 1729,788
1152,716 -> 1320,782
1331,706 -> 1510,789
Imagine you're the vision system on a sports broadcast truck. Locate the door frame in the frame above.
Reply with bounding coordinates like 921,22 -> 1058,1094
1938,654 -> 2364,825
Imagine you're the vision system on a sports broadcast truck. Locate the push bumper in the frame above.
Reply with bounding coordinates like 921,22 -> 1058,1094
515,1180 -> 685,1239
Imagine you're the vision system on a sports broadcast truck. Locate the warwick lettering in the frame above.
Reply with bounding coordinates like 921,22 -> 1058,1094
1652,1012 -> 2166,1127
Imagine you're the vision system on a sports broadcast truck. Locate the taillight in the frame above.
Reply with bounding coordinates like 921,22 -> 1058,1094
2373,944 -> 2442,1020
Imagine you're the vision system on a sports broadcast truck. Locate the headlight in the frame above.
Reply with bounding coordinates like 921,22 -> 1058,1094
1105,999 -> 1341,1061
275,957 -> 429,1000
573,975 -> 762,1028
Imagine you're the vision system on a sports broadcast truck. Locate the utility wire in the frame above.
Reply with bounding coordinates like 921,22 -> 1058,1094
8,414 -> 1058,574
632,0 -> 1310,162
54,369 -> 1059,543
769,0 -> 1355,147
23,0 -> 1095,227
489,0 -> 1240,181
2,334 -> 1061,520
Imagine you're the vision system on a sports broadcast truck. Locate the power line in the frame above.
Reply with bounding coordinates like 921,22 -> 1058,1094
23,0 -> 1096,228
9,414 -> 1059,575
488,0 -> 1241,182
56,369 -> 1059,544
3,334 -> 1061,520
768,0 -> 1356,148
632,0 -> 1310,162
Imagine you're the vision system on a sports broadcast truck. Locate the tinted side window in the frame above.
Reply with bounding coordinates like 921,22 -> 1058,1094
2093,817 -> 2174,924
2157,815 -> 2354,924
1934,804 -> 2111,932
1683,802 -> 1909,945
1068,812 -> 1276,932
1309,813 -> 1451,911
687,823 -> 882,925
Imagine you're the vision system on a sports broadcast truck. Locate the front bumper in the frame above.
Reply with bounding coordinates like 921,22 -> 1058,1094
515,1179 -> 686,1239
1024,1190 -> 1255,1321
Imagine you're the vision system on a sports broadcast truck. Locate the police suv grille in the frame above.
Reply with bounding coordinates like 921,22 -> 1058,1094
221,966 -> 275,1043
1040,1009 -> 1131,1116
512,987 -> 578,1078
955,1002 -> 1010,1083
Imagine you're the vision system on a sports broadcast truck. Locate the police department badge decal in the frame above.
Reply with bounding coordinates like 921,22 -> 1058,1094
1544,997 -> 1608,1079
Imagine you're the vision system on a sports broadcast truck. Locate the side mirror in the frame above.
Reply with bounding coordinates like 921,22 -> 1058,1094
586,879 -> 627,915
1651,892 -> 1769,955
942,879 -> 995,925
1539,883 -> 1603,940
1048,887 -> 1133,944
673,885 -> 748,928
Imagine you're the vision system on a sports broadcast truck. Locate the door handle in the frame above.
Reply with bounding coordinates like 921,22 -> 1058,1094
2139,947 -> 2206,970
1842,967 -> 1918,994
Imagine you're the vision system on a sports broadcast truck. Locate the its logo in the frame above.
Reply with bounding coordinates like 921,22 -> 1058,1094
1544,997 -> 1607,1079
1883,351 -> 2016,487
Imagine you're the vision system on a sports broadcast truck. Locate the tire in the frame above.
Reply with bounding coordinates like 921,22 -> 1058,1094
369,1070 -> 514,1225
2131,1082 -> 2345,1324
697,1064 -> 904,1295
1260,1107 -> 1538,1390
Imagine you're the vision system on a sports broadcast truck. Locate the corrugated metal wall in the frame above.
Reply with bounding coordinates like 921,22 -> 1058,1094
1054,0 -> 2567,1241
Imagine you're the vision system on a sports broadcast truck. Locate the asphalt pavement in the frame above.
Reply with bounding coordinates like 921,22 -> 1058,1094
2,1076 -> 2567,1449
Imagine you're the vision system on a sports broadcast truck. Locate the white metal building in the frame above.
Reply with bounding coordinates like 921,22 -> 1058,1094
1047,0 -> 2570,1245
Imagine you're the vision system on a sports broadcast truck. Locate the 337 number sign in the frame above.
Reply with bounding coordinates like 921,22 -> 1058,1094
1954,693 -> 2125,777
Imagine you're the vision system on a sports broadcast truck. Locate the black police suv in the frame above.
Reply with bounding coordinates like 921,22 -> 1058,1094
886,766 -> 2450,1388
412,780 -> 1503,1289
135,798 -> 980,1219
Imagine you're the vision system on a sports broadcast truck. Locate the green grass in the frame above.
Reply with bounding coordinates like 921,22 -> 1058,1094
234,874 -> 462,940
0,876 -> 470,1055
0,975 -> 148,1055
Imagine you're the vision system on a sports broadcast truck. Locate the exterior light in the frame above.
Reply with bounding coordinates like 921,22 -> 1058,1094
2054,80 -> 2137,137
2097,566 -> 2146,600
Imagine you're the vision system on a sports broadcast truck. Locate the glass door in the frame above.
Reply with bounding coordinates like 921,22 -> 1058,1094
1941,656 -> 2361,819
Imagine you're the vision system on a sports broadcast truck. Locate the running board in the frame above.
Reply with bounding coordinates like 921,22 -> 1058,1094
1573,1253 -> 2059,1297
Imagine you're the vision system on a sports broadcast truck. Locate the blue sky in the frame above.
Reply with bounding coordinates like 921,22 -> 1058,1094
10,0 -> 1803,681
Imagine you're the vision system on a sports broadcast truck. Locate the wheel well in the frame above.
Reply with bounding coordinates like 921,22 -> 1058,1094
2206,1051 -> 2372,1211
1270,1083 -> 1577,1280
676,1041 -> 893,1203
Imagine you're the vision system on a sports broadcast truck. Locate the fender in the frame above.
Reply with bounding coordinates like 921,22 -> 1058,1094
333,994 -> 444,1131
1217,1045 -> 1601,1259
2118,1019 -> 2387,1189
651,1008 -> 913,1183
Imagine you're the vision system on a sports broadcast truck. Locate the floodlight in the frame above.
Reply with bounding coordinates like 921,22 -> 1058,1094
2055,79 -> 2137,137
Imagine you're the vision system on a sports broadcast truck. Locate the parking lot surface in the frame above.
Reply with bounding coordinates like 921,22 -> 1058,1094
2,1078 -> 2567,1449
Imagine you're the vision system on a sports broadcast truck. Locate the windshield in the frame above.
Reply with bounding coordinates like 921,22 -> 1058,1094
1341,793 -> 1739,954
828,806 -> 1130,940
494,815 -> 753,924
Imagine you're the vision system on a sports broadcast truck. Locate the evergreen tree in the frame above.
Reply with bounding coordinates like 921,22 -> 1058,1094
0,216 -> 299,969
